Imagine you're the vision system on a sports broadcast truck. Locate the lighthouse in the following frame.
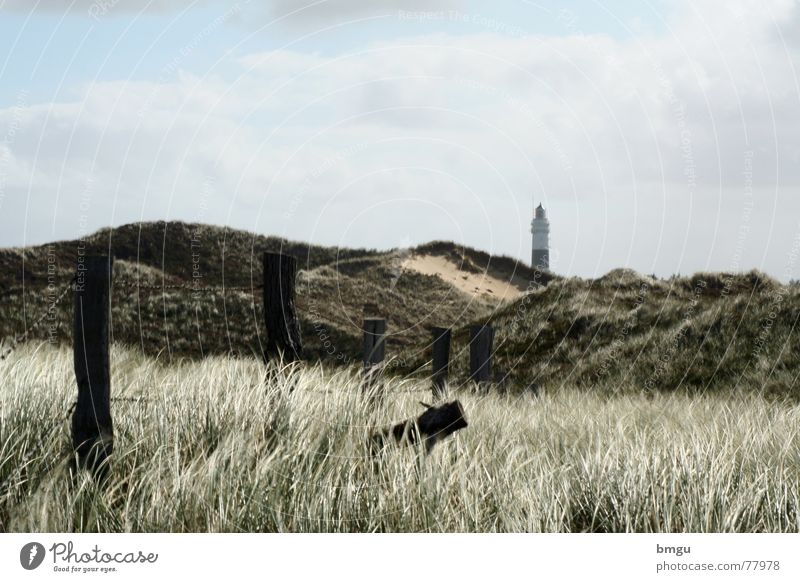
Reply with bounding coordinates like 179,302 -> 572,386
531,203 -> 550,270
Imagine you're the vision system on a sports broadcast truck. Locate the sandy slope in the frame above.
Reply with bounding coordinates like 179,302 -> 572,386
402,253 -> 526,301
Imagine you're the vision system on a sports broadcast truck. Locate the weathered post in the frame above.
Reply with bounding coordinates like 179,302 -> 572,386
363,318 -> 386,390
369,400 -> 468,455
71,255 -> 113,481
262,252 -> 303,363
469,324 -> 494,384
431,327 -> 451,398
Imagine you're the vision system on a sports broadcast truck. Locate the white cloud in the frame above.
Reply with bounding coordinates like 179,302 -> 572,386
0,0 -> 461,20
1,0 -> 799,280
0,0 -> 209,16
257,0 -> 462,22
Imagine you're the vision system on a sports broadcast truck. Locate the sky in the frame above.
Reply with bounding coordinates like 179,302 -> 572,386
0,0 -> 799,280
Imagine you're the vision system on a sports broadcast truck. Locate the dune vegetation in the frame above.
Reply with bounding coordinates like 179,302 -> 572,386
3,223 -> 800,533
1,342 -> 798,533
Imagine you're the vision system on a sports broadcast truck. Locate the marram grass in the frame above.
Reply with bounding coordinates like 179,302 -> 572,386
1,342 -> 798,533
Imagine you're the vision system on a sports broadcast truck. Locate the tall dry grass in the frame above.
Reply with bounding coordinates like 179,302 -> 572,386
1,341 -> 798,532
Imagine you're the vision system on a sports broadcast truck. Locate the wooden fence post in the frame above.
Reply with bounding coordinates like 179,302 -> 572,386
369,400 -> 468,455
469,324 -> 494,384
363,318 -> 386,390
431,327 -> 451,398
71,255 -> 113,481
263,252 -> 303,363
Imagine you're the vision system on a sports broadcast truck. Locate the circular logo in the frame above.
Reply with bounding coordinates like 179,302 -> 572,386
20,542 -> 46,570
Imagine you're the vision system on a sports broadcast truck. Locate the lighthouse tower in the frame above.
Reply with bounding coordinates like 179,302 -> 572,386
531,203 -> 550,270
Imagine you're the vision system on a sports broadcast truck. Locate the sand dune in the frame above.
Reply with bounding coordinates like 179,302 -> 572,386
403,253 -> 526,301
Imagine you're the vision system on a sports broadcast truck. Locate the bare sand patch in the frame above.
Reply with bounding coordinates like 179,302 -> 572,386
403,253 -> 526,301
